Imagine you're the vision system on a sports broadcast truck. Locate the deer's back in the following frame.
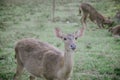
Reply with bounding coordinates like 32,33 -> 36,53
15,38 -> 64,77
80,3 -> 97,14
81,3 -> 105,22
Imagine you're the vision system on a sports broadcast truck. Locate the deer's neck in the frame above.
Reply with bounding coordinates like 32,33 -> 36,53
57,46 -> 74,78
64,50 -> 73,67
63,47 -> 74,74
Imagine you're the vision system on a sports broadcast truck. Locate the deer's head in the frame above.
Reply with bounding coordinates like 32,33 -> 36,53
55,27 -> 84,51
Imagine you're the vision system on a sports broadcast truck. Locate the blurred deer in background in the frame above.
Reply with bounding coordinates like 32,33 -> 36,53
79,3 -> 113,29
109,25 -> 120,38
13,27 -> 84,80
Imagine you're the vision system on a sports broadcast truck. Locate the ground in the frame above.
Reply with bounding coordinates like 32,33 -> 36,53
0,0 -> 120,80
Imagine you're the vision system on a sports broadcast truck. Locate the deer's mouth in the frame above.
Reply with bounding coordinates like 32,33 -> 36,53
71,47 -> 76,51
70,44 -> 76,51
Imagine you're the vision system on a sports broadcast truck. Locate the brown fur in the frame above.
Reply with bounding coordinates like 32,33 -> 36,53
109,25 -> 120,37
79,3 -> 113,28
13,27 -> 84,80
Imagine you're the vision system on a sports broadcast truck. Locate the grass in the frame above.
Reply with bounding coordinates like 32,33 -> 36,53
0,0 -> 120,80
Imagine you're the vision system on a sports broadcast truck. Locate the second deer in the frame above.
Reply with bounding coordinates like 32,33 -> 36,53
109,25 -> 120,38
13,27 -> 84,80
79,3 -> 113,29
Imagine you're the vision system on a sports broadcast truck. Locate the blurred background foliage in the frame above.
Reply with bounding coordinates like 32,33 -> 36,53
0,0 -> 120,80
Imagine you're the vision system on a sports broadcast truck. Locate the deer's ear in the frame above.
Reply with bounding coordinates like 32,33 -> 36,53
55,27 -> 63,39
75,27 -> 84,38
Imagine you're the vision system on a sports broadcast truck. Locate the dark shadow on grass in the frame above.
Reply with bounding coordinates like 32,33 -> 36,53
0,72 -> 14,80
0,55 -> 6,61
114,68 -> 120,76
111,68 -> 120,80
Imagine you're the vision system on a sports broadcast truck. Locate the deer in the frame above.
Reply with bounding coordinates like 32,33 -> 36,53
108,25 -> 120,38
13,27 -> 84,80
79,3 -> 113,29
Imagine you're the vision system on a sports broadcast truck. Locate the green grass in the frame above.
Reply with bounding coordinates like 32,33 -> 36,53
0,0 -> 120,80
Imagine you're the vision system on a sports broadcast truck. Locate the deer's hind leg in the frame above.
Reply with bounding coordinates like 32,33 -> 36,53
13,49 -> 24,80
13,63 -> 24,80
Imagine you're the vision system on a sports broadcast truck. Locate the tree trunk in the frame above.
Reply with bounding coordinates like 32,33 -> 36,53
52,0 -> 55,22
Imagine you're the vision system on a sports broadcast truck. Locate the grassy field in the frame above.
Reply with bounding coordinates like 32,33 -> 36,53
0,0 -> 120,80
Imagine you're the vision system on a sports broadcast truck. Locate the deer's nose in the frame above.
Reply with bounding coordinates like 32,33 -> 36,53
70,44 -> 76,50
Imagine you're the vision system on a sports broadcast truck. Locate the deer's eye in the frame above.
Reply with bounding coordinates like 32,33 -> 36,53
64,38 -> 67,40
75,37 -> 77,40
